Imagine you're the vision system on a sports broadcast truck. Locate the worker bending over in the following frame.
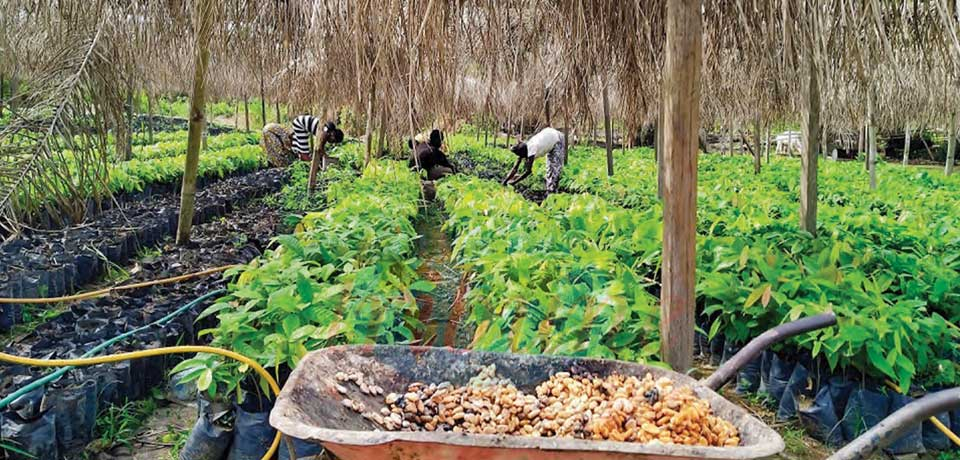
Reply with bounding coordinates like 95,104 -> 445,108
409,129 -> 456,180
260,114 -> 344,168
502,127 -> 566,193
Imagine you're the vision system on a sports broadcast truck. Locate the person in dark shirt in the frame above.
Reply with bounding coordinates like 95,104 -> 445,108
409,129 -> 455,180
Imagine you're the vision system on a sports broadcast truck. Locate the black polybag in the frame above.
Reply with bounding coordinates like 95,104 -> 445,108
180,398 -> 234,460
766,354 -> 795,404
886,393 -> 924,454
227,403 -> 276,460
798,385 -> 844,447
278,436 -> 324,460
776,361 -> 809,420
735,354 -> 762,395
0,410 -> 59,460
841,386 -> 889,441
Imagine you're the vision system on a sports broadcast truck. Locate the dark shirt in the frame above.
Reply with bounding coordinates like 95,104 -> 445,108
409,143 -> 454,172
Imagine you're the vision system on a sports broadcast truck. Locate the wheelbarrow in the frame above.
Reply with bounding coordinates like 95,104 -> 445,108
270,313 -> 837,460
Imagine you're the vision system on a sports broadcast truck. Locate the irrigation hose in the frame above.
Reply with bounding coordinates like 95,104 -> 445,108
0,289 -> 226,410
0,264 -> 239,304
884,380 -> 960,447
0,346 -> 283,460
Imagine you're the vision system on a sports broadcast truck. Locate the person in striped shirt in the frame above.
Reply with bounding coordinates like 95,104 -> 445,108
260,115 -> 343,168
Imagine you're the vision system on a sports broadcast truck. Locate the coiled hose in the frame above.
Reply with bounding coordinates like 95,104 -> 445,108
0,346 -> 282,460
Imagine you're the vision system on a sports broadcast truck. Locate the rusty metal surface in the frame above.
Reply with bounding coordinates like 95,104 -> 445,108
270,345 -> 785,460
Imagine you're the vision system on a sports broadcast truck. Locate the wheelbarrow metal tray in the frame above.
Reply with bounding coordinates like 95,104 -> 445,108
270,345 -> 785,460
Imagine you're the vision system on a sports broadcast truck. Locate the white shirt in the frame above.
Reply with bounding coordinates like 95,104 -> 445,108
525,127 -> 564,158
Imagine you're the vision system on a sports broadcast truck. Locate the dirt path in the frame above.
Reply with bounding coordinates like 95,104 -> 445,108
412,196 -> 464,347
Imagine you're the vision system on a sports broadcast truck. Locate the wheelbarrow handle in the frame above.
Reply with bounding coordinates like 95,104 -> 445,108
827,387 -> 960,460
701,312 -> 837,391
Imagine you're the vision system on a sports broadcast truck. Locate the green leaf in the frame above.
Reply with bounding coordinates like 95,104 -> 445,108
408,280 -> 436,293
867,345 -> 896,379
276,235 -> 304,257
282,316 -> 302,336
197,369 -> 213,392
744,284 -> 769,309
296,273 -> 314,303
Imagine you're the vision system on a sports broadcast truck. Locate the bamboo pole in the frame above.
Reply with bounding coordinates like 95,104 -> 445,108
175,0 -> 214,245
364,80 -> 376,166
800,52 -> 820,236
243,96 -> 250,132
753,117 -> 762,174
946,113 -> 957,176
765,126 -> 771,163
258,67 -> 266,128
859,121 -> 866,169
902,124 -> 911,166
146,92 -> 154,143
868,93 -> 877,189
660,0 -> 701,373
376,103 -> 386,158
602,77 -> 614,177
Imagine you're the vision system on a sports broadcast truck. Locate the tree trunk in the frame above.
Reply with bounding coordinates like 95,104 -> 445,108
902,125 -> 911,166
725,125 -> 732,155
483,116 -> 489,147
858,121 -> 865,167
258,71 -> 267,128
376,104 -> 387,159
146,92 -> 154,143
603,79 -> 614,177
308,136 -> 328,191
243,96 -> 250,132
946,113 -> 957,176
176,0 -> 214,245
364,80 -> 377,167
1,75 -> 6,117
765,126 -> 771,163
545,90 -> 552,126
8,74 -> 19,110
660,0 -> 700,374
867,93 -> 877,190
563,98 -> 571,166
656,97 -> 664,199
800,52 -> 820,237
753,117 -> 762,174
275,101 -> 281,124
233,100 -> 239,130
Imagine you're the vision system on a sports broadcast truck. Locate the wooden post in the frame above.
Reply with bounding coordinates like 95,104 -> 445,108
660,0 -> 701,373
233,100 -> 239,130
765,126 -> 771,163
376,104 -> 387,158
602,78 -> 614,176
656,97 -> 664,199
146,92 -> 154,143
545,90 -> 552,126
563,97 -> 571,166
902,124 -> 911,166
946,113 -> 957,176
175,0 -> 214,245
258,70 -> 267,128
308,135 -> 328,191
0,74 -> 5,117
364,80 -> 376,166
800,53 -> 820,237
857,120 -> 869,169
867,93 -> 877,189
243,96 -> 250,132
725,125 -> 732,155
753,117 -> 762,174
275,101 -> 281,124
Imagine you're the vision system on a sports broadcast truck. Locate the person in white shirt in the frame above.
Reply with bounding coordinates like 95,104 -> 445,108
501,127 -> 566,193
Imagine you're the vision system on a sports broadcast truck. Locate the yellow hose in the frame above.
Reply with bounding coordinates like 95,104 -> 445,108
0,265 -> 238,304
885,380 -> 960,447
0,346 -> 282,460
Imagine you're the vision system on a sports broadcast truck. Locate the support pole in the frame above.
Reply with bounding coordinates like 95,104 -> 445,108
902,124 -> 911,166
175,0 -> 213,245
364,80 -> 376,167
603,77 -> 614,177
244,96 -> 250,132
800,52 -> 820,237
868,93 -> 877,189
660,0 -> 701,373
753,117 -> 762,174
946,113 -> 956,176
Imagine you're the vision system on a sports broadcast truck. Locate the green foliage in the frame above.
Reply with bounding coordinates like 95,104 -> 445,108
130,131 -> 259,161
446,132 -> 960,390
90,396 -> 158,453
176,161 -> 429,400
437,176 -> 662,364
108,144 -> 266,194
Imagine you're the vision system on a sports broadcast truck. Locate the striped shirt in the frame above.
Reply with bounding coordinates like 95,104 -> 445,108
291,115 -> 320,156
